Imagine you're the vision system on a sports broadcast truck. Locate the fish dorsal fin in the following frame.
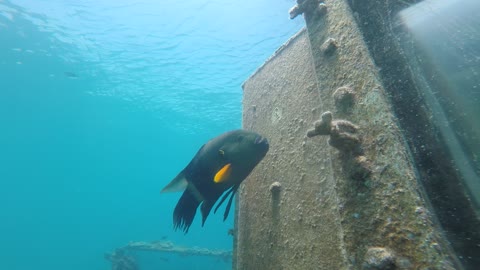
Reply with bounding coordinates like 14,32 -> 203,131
161,172 -> 188,193
214,163 -> 232,183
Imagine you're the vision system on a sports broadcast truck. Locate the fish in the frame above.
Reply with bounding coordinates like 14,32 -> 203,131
161,129 -> 269,233
64,71 -> 78,78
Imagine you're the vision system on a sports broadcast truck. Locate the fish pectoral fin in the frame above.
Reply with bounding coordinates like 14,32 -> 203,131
213,163 -> 232,183
213,185 -> 239,220
223,185 -> 239,221
161,172 -> 188,193
214,186 -> 235,214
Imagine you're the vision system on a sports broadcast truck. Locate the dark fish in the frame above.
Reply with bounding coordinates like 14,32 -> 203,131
64,71 -> 78,78
161,129 -> 269,233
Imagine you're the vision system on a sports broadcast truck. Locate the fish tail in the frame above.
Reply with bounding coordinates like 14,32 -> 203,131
173,190 -> 201,233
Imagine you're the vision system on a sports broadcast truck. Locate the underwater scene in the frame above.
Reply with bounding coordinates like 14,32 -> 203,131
0,0 -> 302,269
2,0 -> 480,270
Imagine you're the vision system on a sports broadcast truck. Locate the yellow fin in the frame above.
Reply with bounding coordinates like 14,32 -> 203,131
214,163 -> 232,183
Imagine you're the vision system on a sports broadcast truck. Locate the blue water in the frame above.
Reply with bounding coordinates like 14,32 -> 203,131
0,0 -> 303,269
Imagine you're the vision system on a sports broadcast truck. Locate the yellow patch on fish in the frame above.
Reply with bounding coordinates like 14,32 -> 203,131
214,163 -> 232,183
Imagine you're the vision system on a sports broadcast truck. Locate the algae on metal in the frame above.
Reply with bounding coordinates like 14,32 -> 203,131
236,28 -> 348,270
236,0 -> 455,269
302,0 -> 454,268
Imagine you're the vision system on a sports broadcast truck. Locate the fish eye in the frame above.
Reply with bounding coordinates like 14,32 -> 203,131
237,135 -> 244,142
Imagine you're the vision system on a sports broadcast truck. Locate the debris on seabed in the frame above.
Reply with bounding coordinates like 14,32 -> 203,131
105,240 -> 232,270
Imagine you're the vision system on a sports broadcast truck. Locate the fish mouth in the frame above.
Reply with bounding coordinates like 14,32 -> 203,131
254,135 -> 268,146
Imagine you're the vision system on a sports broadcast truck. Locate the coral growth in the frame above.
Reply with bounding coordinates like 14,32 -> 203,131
289,0 -> 327,20
269,181 -> 282,194
307,111 -> 360,152
307,111 -> 372,179
333,86 -> 355,112
363,247 -> 396,270
321,38 -> 338,56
